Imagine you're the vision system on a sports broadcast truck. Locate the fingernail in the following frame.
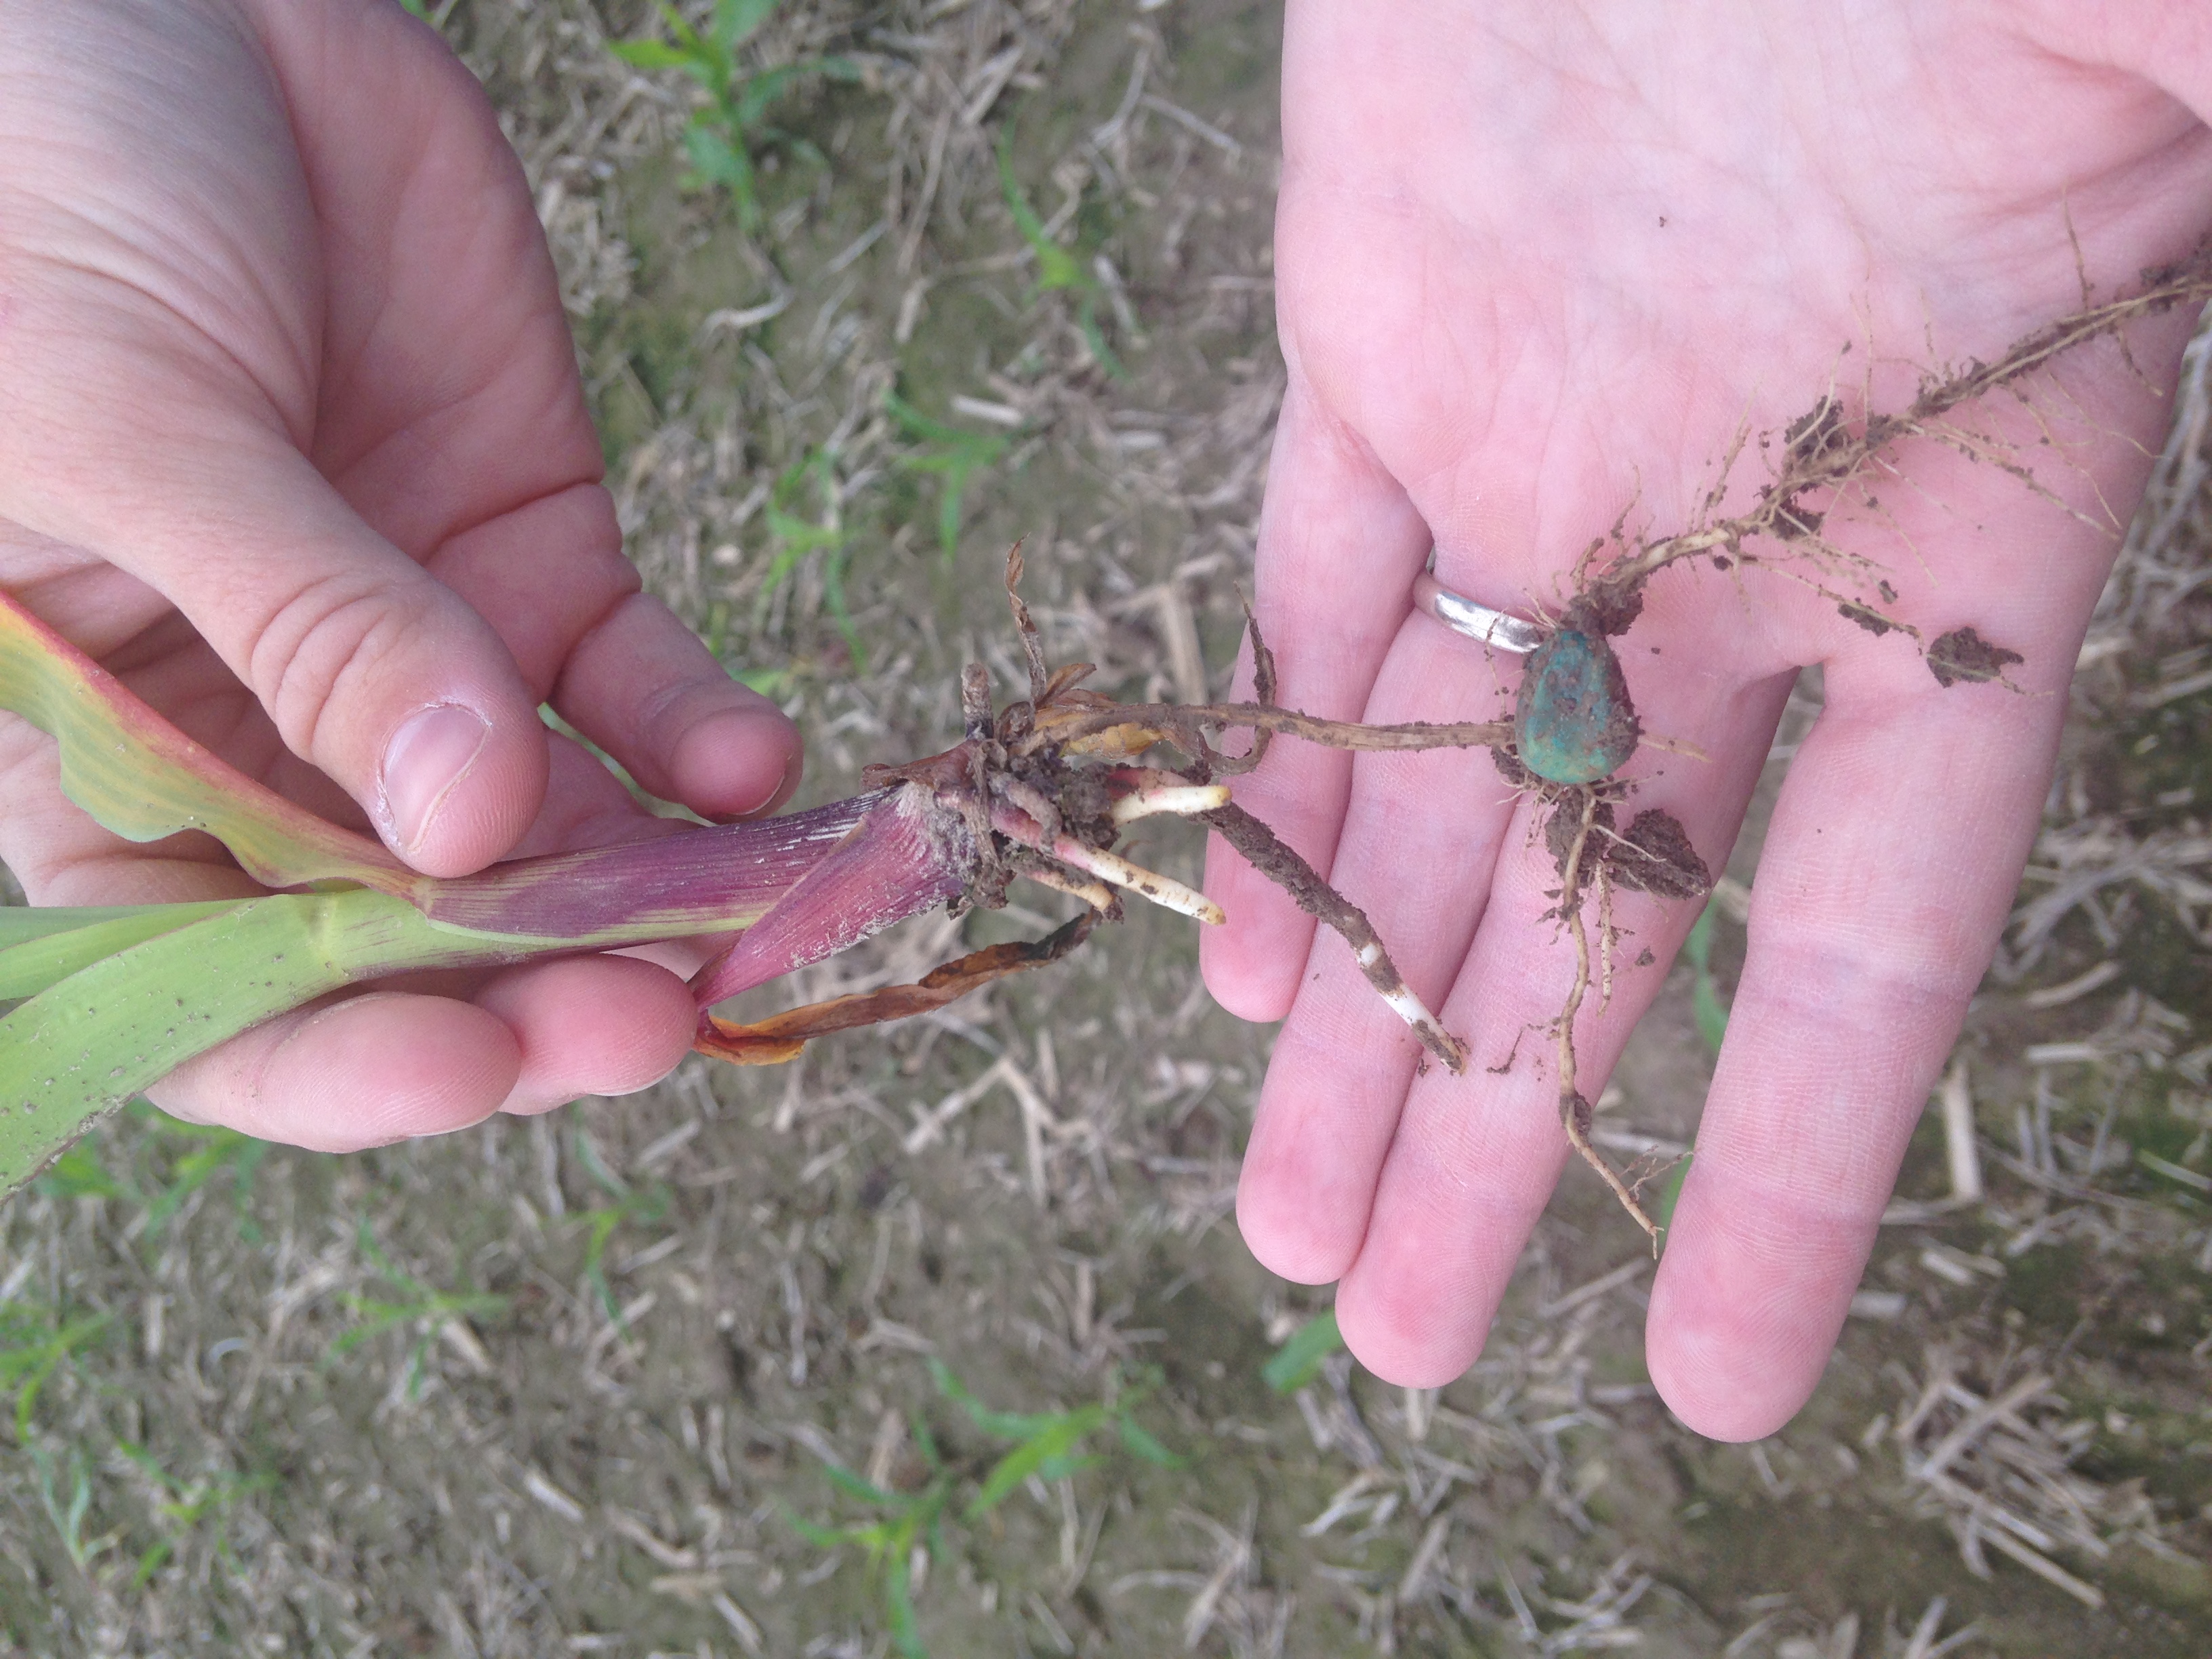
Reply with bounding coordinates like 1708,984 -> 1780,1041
380,703 -> 490,855
708,758 -> 791,824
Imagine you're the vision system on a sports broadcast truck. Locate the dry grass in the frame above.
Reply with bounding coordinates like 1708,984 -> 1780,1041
0,3 -> 2208,1656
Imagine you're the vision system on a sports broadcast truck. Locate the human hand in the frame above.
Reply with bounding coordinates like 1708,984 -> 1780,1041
0,0 -> 802,1147
1205,0 -> 2212,1437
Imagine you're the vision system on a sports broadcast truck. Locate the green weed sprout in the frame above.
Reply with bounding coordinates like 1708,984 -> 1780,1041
35,1105 -> 270,1244
566,1126 -> 671,1324
27,1440 -> 111,1573
328,1223 -> 508,1401
1261,1308 -> 1343,1395
885,392 -> 1014,566
610,1 -> 859,230
114,1443 -> 275,1589
1643,899 -> 1736,1235
0,1302 -> 110,1441
790,1425 -> 952,1659
1683,900 -> 1732,1056
756,447 -> 867,669
995,127 -> 1126,380
396,0 -> 461,26
795,1361 -> 1179,1657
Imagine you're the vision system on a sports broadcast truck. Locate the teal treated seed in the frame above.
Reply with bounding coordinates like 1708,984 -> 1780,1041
1514,628 -> 1641,785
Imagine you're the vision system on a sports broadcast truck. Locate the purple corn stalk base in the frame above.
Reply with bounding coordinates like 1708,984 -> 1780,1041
687,785 -> 975,1008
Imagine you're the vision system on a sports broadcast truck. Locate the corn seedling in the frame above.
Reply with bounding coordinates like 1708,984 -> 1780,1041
996,128 -> 1125,380
327,1223 -> 508,1400
1261,1308 -> 1344,1395
113,1442 -> 276,1589
609,1 -> 859,230
886,392 -> 1015,566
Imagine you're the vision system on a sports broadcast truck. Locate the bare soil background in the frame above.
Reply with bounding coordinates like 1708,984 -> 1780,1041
0,4 -> 2207,1655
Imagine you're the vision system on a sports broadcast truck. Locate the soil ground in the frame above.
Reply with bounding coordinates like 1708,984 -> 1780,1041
1,4 -> 2208,1656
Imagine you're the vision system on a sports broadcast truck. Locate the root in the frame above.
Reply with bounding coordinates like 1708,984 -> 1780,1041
1202,802 -> 1469,1074
1551,789 -> 1663,1248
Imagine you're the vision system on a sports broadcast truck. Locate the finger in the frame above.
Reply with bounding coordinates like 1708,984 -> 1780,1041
149,954 -> 698,1149
1234,611 -> 1523,1283
423,481 -> 799,826
1333,642 -> 1795,1387
1647,655 -> 2066,1439
1202,381 -> 1433,1021
472,955 -> 698,1117
552,591 -> 803,821
0,359 -> 550,878
152,991 -> 522,1151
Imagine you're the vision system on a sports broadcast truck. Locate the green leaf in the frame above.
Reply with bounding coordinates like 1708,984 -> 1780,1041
1652,1151 -> 1693,1237
966,1406 -> 1105,1519
929,1358 -> 1061,1441
885,1547 -> 930,1659
0,903 -> 247,1000
0,590 -> 411,892
1685,903 -> 1730,1054
716,0 -> 781,52
0,890 -> 478,1195
1262,1309 -> 1343,1394
821,1461 -> 897,1508
1115,1414 -> 1181,1468
608,39 -> 701,71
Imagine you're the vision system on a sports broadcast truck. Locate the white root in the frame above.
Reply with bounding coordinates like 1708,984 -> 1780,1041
987,802 -> 1226,925
1355,941 -> 1467,1072
1108,779 -> 1232,825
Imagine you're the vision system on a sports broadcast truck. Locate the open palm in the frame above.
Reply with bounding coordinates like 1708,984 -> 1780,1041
1204,1 -> 2212,1437
0,0 -> 802,1146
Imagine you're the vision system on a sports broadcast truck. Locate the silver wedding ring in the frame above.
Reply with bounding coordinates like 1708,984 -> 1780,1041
1412,569 -> 1545,655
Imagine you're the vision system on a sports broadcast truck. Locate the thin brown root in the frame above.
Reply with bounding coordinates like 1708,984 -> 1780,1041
696,913 -> 1097,1065
1202,802 -> 1469,1073
1552,789 -> 1662,1248
1041,700 -> 1509,757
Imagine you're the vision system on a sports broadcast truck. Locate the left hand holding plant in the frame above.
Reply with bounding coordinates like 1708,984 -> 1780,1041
0,0 -> 803,1149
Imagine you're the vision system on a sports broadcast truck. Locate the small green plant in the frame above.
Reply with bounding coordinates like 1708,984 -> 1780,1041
791,1427 -> 952,1659
26,1439 -> 112,1573
34,1104 -> 270,1244
396,0 -> 461,24
1647,899 -> 1736,1234
1261,1308 -> 1345,1394
1684,899 -> 1732,1055
565,1128 -> 672,1324
0,1302 -> 110,1441
609,1 -> 859,230
328,1223 -> 508,1401
114,1443 -> 276,1588
886,392 -> 1013,566
995,127 -> 1126,379
754,447 -> 867,668
795,1361 -> 1179,1657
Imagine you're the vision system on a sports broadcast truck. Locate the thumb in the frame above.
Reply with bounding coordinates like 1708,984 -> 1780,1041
19,415 -> 549,879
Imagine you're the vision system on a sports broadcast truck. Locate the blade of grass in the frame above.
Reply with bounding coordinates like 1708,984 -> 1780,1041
1262,1309 -> 1344,1393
